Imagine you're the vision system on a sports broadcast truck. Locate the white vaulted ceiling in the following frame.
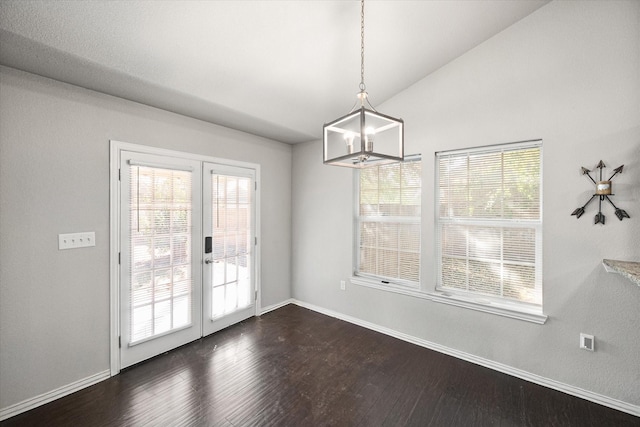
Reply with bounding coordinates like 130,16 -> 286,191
0,0 -> 549,144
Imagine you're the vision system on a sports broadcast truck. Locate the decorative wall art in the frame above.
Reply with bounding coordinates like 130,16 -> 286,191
571,160 -> 630,224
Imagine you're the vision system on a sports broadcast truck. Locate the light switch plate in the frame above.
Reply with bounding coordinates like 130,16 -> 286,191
59,232 -> 96,250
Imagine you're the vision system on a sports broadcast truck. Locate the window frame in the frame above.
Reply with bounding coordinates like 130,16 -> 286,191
352,155 -> 422,290
433,140 -> 546,323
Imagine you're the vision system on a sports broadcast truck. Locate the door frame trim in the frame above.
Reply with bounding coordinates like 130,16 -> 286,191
109,140 -> 261,376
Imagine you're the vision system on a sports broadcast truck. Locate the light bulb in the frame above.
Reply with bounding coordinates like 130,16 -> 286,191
365,127 -> 375,152
344,132 -> 355,154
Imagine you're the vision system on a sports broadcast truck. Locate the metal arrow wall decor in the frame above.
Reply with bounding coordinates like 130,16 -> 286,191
571,160 -> 630,225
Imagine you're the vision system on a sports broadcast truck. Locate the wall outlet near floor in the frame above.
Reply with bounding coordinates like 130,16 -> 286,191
340,280 -> 346,291
580,333 -> 595,351
58,232 -> 96,250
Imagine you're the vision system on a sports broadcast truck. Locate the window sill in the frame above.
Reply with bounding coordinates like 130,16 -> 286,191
350,277 -> 547,324
428,291 -> 547,324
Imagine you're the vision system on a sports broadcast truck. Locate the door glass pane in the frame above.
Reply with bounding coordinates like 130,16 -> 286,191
129,165 -> 193,343
210,174 -> 252,319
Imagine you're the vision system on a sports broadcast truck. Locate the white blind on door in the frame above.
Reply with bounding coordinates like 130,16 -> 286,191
210,174 -> 253,319
129,165 -> 193,344
357,158 -> 421,284
436,142 -> 542,305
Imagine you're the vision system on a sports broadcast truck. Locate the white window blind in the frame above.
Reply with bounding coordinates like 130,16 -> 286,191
436,141 -> 542,306
129,165 -> 193,344
210,173 -> 253,319
356,158 -> 421,285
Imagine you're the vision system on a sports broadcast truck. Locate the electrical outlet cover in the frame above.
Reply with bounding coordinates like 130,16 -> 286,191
580,333 -> 595,351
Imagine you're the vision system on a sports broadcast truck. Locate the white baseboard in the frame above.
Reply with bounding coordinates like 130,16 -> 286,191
0,370 -> 111,422
259,298 -> 295,315
291,299 -> 640,418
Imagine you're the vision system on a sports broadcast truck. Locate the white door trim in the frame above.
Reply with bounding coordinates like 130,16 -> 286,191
109,140 -> 261,376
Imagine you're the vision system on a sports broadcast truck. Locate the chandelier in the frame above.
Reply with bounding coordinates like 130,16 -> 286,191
323,0 -> 404,168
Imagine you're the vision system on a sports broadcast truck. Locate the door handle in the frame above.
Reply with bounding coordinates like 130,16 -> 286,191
204,258 -> 214,264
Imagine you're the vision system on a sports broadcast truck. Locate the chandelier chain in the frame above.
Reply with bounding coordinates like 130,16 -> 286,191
360,0 -> 366,92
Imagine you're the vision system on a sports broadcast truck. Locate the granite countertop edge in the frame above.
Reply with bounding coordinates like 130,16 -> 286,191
602,259 -> 640,286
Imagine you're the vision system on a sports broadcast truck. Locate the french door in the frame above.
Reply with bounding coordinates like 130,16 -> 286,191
202,164 -> 256,336
119,150 -> 256,369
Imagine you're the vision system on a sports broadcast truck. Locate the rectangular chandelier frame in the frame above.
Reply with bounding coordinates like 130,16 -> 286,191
323,107 -> 404,168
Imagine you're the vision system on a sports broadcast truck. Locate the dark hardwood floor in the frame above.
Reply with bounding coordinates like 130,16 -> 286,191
3,304 -> 638,426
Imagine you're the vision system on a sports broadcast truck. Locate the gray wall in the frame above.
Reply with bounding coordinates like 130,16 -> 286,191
292,0 -> 640,407
0,66 -> 292,409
